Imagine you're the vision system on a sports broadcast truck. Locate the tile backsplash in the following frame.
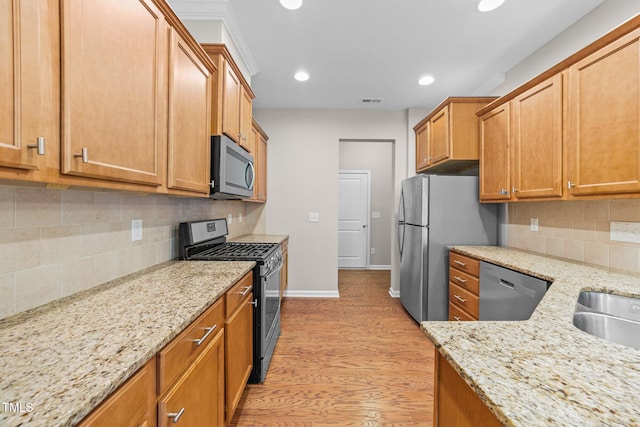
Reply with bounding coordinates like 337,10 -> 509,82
0,185 -> 265,319
507,200 -> 640,272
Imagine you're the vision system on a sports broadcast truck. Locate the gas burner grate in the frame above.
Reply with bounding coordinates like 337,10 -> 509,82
195,242 -> 278,260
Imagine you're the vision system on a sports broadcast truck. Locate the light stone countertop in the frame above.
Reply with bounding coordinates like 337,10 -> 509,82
230,233 -> 289,244
421,246 -> 640,427
0,260 -> 255,427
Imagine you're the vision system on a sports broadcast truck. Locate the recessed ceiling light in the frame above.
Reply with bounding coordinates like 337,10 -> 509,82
280,0 -> 303,10
294,71 -> 309,82
477,0 -> 505,12
418,75 -> 435,86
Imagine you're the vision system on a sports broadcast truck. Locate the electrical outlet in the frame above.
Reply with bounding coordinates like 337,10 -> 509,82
239,213 -> 243,223
370,247 -> 376,255
610,221 -> 640,243
131,219 -> 143,241
530,218 -> 539,232
227,214 -> 233,225
309,212 -> 319,222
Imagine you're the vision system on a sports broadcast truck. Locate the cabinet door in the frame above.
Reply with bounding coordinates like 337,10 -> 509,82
225,292 -> 253,424
512,73 -> 563,199
158,328 -> 225,427
239,86 -> 253,151
222,60 -> 241,143
415,122 -> 430,172
567,27 -> 640,196
429,106 -> 450,164
61,0 -> 166,186
0,0 -> 55,171
479,104 -> 511,201
255,133 -> 267,201
78,359 -> 156,427
167,28 -> 211,195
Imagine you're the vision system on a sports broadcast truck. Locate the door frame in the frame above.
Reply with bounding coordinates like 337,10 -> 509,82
338,170 -> 371,268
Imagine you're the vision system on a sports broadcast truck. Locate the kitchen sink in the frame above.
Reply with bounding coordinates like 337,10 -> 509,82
577,291 -> 640,322
573,291 -> 640,349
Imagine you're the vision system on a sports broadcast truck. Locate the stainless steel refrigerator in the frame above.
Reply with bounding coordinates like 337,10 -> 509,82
398,175 -> 498,323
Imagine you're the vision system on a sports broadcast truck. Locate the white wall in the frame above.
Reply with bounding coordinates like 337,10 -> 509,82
253,109 -> 408,296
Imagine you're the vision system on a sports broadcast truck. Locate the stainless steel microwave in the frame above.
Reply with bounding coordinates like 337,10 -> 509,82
210,135 -> 255,199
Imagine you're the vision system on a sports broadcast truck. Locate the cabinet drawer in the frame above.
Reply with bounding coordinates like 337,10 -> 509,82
158,297 -> 225,394
449,303 -> 476,322
449,252 -> 479,277
449,282 -> 479,318
448,268 -> 479,295
78,358 -> 156,427
226,272 -> 253,317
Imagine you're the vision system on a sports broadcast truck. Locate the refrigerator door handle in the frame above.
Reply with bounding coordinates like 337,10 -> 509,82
397,222 -> 404,258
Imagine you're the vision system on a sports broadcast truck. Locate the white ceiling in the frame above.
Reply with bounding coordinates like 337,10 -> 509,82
169,0 -> 606,111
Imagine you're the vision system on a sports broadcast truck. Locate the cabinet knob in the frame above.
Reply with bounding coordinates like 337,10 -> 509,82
499,188 -> 509,196
167,407 -> 185,423
567,180 -> 576,190
27,137 -> 46,155
512,187 -> 518,193
74,147 -> 88,163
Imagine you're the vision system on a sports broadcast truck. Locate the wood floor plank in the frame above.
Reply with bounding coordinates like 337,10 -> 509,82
229,270 -> 435,426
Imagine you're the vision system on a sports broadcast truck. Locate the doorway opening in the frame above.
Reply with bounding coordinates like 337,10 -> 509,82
338,139 -> 394,270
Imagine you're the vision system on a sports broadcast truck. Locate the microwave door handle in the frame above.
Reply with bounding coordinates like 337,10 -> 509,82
246,161 -> 256,190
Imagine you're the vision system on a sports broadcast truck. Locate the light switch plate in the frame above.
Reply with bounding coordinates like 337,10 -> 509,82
131,219 -> 143,241
227,214 -> 233,225
530,218 -> 539,232
309,212 -> 319,222
610,221 -> 640,243
371,212 -> 381,219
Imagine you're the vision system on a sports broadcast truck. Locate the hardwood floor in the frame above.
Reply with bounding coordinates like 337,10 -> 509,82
229,269 -> 435,426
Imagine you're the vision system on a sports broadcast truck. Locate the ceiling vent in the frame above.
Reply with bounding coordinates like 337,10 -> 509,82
361,98 -> 383,104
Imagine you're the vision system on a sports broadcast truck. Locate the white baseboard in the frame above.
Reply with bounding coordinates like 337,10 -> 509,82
368,265 -> 391,270
283,290 -> 340,298
388,288 -> 400,298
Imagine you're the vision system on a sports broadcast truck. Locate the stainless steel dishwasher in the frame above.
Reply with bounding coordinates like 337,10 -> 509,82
479,261 -> 550,320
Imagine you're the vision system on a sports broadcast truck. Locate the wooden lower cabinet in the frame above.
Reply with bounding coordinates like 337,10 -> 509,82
225,273 -> 254,424
77,359 -> 156,427
434,351 -> 502,427
158,328 -> 225,427
280,239 -> 289,299
448,251 -> 480,321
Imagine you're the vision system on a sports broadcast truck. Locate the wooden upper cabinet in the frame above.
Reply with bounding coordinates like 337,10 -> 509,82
414,97 -> 496,174
415,121 -> 430,171
239,86 -> 253,152
222,60 -> 241,142
202,44 -> 255,147
567,27 -> 640,197
61,0 -> 166,186
429,106 -> 450,164
167,27 -> 212,196
511,73 -> 564,200
479,103 -> 511,202
0,0 -> 57,172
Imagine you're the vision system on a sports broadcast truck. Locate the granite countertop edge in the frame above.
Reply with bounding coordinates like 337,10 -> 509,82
421,246 -> 640,426
0,259 -> 256,427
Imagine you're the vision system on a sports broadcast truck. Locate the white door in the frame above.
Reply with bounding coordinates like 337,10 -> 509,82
338,171 -> 370,268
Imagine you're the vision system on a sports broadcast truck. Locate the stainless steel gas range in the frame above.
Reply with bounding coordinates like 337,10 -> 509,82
178,218 -> 282,383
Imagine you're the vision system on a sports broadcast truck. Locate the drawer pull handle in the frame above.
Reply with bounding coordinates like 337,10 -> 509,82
239,286 -> 252,296
453,294 -> 467,303
167,407 -> 185,423
453,276 -> 467,283
453,316 -> 462,322
453,260 -> 467,268
193,325 -> 217,346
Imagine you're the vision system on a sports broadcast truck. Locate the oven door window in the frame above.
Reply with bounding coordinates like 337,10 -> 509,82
263,267 -> 281,342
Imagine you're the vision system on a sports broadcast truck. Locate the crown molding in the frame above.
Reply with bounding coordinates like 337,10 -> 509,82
166,0 -> 259,76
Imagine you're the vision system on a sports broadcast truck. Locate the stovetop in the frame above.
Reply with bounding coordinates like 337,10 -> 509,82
189,242 -> 279,262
